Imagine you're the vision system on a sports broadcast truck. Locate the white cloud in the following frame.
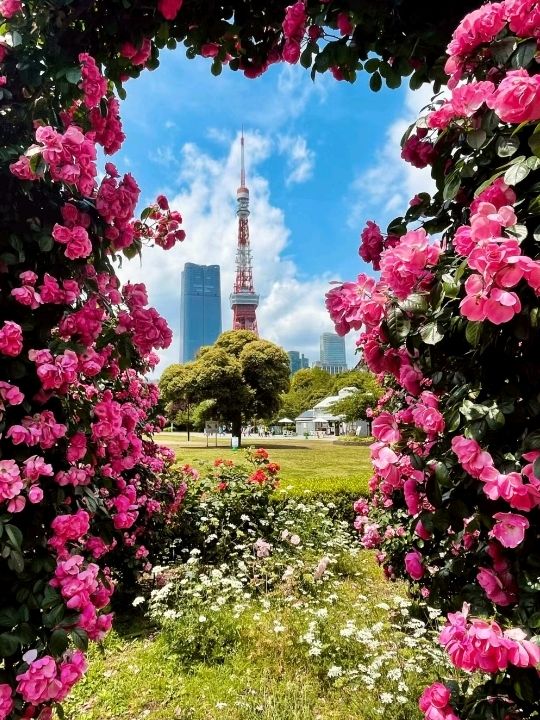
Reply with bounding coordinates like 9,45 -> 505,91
118,132 -> 351,372
347,86 -> 437,230
277,134 -> 315,186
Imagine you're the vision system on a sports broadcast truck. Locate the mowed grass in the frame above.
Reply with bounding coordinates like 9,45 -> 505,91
154,433 -> 372,496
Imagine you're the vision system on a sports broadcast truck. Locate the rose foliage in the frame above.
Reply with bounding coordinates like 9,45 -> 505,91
326,3 -> 540,718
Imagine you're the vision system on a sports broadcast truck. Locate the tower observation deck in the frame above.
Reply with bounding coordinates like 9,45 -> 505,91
230,131 -> 259,334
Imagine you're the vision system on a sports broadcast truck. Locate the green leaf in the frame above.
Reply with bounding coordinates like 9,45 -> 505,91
71,627 -> 89,651
8,551 -> 24,573
210,59 -> 222,76
496,135 -> 520,157
0,633 -> 19,656
364,58 -> 379,73
510,38 -> 537,69
409,71 -> 423,90
466,129 -> 486,150
514,673 -> 536,702
369,72 -> 382,92
300,47 -> 312,69
426,476 -> 442,507
443,172 -> 461,201
528,124 -> 540,157
491,37 -> 517,64
65,67 -> 82,84
445,409 -> 461,433
528,611 -> 540,628
49,629 -> 69,655
5,524 -> 23,550
385,307 -> 411,343
420,322 -> 444,345
465,321 -> 482,347
526,155 -> 540,170
38,235 -> 54,252
504,160 -> 530,185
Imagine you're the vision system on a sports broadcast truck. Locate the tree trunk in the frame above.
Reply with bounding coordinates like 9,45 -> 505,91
232,414 -> 242,448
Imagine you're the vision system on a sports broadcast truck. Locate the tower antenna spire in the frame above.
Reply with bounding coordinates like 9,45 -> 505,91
230,130 -> 259,335
240,126 -> 246,188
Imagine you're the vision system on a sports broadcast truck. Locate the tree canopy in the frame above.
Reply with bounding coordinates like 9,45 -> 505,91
279,367 -> 381,420
159,331 -> 290,444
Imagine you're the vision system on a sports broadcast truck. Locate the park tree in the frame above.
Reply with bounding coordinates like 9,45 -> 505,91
279,367 -> 334,419
330,372 -> 383,424
160,331 -> 290,445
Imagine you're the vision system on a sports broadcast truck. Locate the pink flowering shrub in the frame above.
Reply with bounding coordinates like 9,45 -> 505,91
0,7 -> 189,719
327,3 -> 540,718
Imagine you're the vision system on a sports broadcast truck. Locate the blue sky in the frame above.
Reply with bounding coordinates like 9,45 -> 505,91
115,50 -> 433,369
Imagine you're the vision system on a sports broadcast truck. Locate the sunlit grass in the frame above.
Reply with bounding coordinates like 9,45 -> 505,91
154,433 -> 372,496
66,552 -> 442,720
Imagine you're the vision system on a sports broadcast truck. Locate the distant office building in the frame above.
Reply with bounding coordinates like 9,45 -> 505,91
180,263 -> 222,362
313,361 -> 348,376
320,332 -> 347,367
287,351 -> 310,375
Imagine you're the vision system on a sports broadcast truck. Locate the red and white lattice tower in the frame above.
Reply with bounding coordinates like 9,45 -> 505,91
230,131 -> 259,334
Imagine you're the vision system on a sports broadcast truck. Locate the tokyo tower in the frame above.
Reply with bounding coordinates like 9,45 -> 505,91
230,131 -> 259,334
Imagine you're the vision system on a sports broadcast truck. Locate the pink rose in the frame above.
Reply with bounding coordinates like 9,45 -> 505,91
487,69 -> 540,124
0,320 -> 23,356
490,512 -> 529,548
372,412 -> 400,444
336,12 -> 353,36
404,549 -> 425,580
28,485 -> 44,504
158,0 -> 183,20
0,684 -> 13,719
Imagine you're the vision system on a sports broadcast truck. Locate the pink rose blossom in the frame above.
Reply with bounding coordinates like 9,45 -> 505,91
0,321 -> 23,356
419,682 -> 460,720
120,39 -> 152,67
490,512 -> 529,548
487,69 -> 540,124
0,459 -> 23,502
372,412 -> 400,444
0,684 -> 13,720
404,549 -> 425,580
158,0 -> 183,20
0,0 -> 22,18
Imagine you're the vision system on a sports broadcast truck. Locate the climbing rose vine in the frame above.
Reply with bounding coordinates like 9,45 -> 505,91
0,1 -> 190,718
327,2 -> 540,717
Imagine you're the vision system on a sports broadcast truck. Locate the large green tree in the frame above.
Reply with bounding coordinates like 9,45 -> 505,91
160,331 -> 290,445
329,371 -> 382,424
279,367 -> 334,419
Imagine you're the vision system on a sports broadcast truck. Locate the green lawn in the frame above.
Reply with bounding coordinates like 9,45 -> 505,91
154,433 -> 372,496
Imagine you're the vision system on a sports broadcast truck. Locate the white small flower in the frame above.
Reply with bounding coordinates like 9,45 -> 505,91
132,596 -> 145,607
199,615 -> 207,623
327,666 -> 342,678
380,693 -> 393,704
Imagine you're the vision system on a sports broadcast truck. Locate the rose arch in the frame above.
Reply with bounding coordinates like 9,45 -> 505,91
1,1 -> 540,719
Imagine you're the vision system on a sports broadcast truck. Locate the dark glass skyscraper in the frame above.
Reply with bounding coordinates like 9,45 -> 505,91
180,263 -> 222,362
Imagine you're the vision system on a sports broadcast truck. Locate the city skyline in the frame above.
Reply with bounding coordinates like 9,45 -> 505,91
114,53 -> 425,370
